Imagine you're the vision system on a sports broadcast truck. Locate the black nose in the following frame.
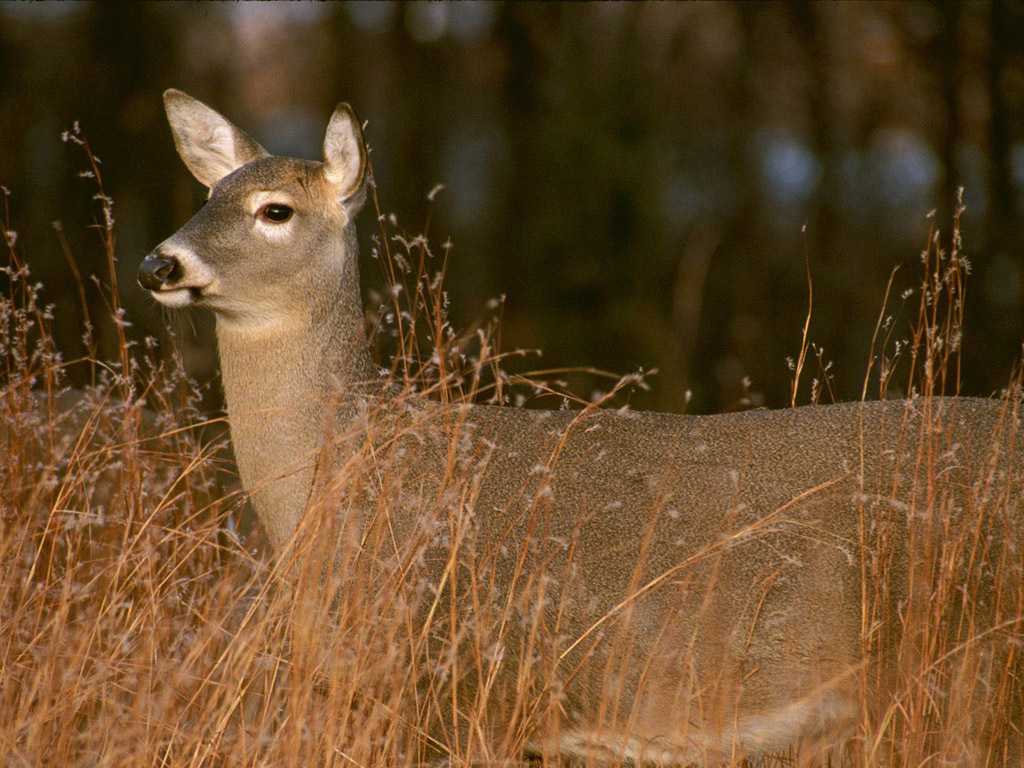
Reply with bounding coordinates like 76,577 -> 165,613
137,253 -> 180,291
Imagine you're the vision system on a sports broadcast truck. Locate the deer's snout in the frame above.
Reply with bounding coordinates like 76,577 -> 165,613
137,252 -> 182,291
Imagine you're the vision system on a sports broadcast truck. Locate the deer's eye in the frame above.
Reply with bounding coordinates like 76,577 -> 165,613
258,203 -> 294,223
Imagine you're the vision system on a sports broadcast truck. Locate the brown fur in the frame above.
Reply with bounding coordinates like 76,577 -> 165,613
142,90 -> 1023,764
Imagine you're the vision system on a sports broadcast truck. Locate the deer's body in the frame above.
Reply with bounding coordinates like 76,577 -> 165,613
140,91 -> 1022,764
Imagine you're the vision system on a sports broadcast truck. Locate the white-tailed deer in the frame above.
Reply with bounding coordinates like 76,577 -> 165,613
139,90 -> 1022,765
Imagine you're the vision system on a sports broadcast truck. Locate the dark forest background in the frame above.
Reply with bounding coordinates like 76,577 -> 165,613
2,1 -> 1023,414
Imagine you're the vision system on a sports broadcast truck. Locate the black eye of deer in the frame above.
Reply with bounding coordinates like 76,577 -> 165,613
258,203 -> 294,223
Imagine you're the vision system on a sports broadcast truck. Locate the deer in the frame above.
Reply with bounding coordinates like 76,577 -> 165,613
138,89 -> 1022,765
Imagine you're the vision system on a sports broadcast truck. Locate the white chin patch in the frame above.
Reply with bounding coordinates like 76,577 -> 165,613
150,288 -> 195,308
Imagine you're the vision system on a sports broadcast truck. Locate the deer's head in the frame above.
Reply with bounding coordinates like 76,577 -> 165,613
138,89 -> 367,328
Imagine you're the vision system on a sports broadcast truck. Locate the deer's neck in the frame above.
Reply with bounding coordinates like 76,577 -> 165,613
215,248 -> 374,551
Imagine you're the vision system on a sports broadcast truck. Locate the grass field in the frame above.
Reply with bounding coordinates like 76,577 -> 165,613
2,152 -> 1022,767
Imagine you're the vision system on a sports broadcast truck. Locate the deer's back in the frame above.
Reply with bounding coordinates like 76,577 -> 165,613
388,396 -> 1018,737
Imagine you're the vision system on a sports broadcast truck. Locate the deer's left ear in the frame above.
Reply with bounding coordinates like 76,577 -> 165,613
322,103 -> 368,209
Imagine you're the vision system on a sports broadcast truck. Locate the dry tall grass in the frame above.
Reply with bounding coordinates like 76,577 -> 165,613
1,137 -> 1021,768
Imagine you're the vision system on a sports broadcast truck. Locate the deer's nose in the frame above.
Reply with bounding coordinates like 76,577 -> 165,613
137,253 -> 181,291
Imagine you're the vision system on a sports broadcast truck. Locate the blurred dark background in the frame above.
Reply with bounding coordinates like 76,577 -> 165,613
2,1 -> 1023,414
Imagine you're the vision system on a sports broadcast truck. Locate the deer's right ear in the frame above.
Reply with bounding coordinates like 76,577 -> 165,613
163,89 -> 269,189
322,103 -> 368,210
